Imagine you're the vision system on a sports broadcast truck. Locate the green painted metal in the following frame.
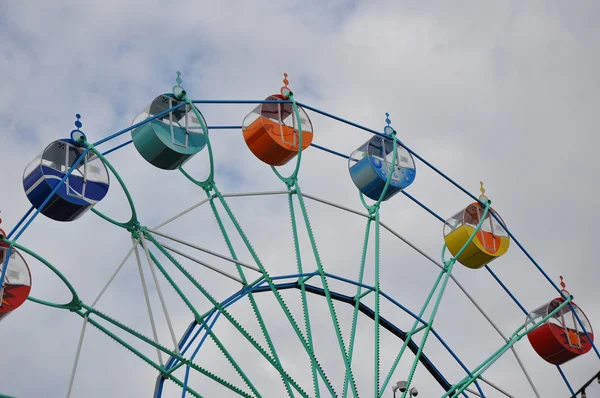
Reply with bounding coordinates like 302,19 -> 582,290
178,96 -> 214,188
211,185 -> 337,397
144,232 -> 312,398
295,186 -> 359,397
380,202 -> 492,397
5,240 -> 81,311
205,191 -> 294,398
443,296 -> 573,398
287,186 -> 320,398
340,129 -> 399,398
270,91 -> 305,185
5,77 -> 550,398
85,144 -> 139,230
343,218 -> 372,398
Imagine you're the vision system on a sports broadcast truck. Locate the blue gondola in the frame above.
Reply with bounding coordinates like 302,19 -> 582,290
131,92 -> 207,170
348,121 -> 416,201
23,136 -> 110,222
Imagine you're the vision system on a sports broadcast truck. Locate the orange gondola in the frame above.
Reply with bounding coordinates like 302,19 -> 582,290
242,73 -> 313,166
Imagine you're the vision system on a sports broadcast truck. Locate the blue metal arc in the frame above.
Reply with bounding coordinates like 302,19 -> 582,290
155,272 -> 484,398
7,96 -> 594,397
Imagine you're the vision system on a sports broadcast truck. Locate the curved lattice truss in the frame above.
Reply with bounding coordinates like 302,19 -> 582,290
1,73 -> 598,398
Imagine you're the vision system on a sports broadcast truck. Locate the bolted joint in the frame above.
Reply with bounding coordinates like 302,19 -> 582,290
368,204 -> 380,218
285,177 -> 298,190
202,183 -> 215,195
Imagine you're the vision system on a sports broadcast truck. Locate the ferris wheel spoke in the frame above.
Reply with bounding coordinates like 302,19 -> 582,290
374,212 -> 382,397
477,376 -> 516,398
378,220 -> 542,397
90,239 -> 139,308
147,228 -> 261,273
446,296 -> 574,397
300,190 -> 537,395
152,197 -> 212,231
211,186 -> 340,397
204,193 -> 296,397
80,304 -> 256,398
160,243 -> 245,284
286,188 -> 319,398
133,239 -> 165,366
343,218 -> 372,398
398,204 -> 495,397
295,186 -> 359,397
144,232 -> 312,398
65,316 -> 88,398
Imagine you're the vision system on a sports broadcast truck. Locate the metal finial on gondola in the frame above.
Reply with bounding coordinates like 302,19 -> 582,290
173,71 -> 186,99
70,114 -> 87,144
384,112 -> 394,136
280,72 -> 291,98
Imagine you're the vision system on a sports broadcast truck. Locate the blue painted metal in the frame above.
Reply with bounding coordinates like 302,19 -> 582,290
164,284 -> 259,373
400,190 -> 446,223
93,101 -> 188,146
101,140 -> 133,157
207,125 -> 242,130
155,320 -> 200,397
297,102 -> 481,204
5,206 -> 34,240
567,302 -> 600,360
304,126 -> 598,371
191,100 -> 292,104
309,141 -> 445,222
557,365 -> 576,396
430,329 -> 485,398
158,272 -> 485,397
6,97 -> 591,396
484,266 -> 528,315
182,313 -> 221,398
310,143 -> 350,160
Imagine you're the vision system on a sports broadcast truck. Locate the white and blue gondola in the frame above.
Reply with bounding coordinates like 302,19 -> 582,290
23,138 -> 110,222
348,126 -> 416,201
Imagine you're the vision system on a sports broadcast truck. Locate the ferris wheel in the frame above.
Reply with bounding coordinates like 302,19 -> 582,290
1,72 -> 597,397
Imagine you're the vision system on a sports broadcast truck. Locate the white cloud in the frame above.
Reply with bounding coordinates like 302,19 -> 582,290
0,0 -> 599,397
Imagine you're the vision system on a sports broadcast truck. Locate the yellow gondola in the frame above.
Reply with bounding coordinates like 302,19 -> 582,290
443,182 -> 510,269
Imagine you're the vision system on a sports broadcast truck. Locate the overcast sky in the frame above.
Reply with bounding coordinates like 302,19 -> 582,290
1,1 -> 599,397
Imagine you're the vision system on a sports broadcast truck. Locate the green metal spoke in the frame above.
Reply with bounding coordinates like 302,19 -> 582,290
343,218 -> 372,398
287,186 -> 319,398
79,306 -> 252,397
5,241 -> 81,311
380,202 -> 492,397
211,186 -> 337,397
269,92 -> 304,184
205,191 -> 294,398
85,144 -> 138,229
374,210 -> 382,397
144,232 -> 312,398
444,296 -> 573,397
295,185 -> 359,397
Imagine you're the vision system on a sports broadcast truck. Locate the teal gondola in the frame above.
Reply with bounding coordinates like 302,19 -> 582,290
131,94 -> 207,170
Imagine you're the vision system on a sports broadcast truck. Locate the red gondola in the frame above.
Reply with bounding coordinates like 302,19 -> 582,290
0,220 -> 32,322
527,277 -> 594,365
